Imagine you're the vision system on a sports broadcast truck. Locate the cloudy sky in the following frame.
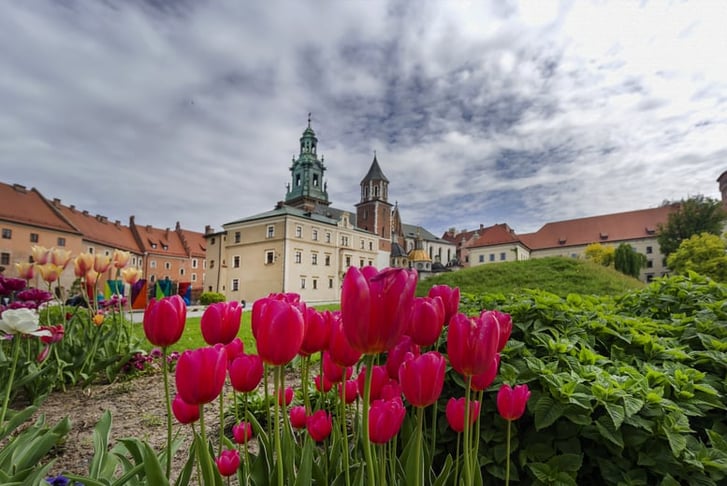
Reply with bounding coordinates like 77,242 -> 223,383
2,1 -> 725,237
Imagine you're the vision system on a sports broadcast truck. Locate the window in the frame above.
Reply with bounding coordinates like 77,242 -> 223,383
647,260 -> 653,268
30,233 -> 38,243
265,251 -> 275,264
325,232 -> 331,243
1,252 -> 9,265
368,260 -> 373,266
360,259 -> 365,267
646,246 -> 653,254
312,229 -> 318,241
162,244 -> 168,250
57,237 -> 66,247
646,274 -> 655,283
192,273 -> 197,282
210,260 -> 215,269
180,268 -> 185,276
192,259 -> 198,269
479,255 -> 484,263
234,231 -> 241,243
369,241 -> 373,251
489,254 -> 495,262
313,279 -> 317,289
295,226 -> 302,238
233,256 -> 240,268
312,253 -> 318,265
267,225 -> 275,238
232,279 -> 240,291
300,278 -> 306,289
329,278 -> 334,289
360,239 -> 365,249
345,256 -> 351,267
341,236 -> 349,247
150,260 -> 157,269
89,247 -> 94,254
295,251 -> 302,264
500,252 -> 506,261
105,250 -> 110,256
165,262 -> 171,270
325,255 -> 331,266
150,275 -> 156,283
2,229 -> 11,239
210,237 -> 216,245
151,243 -> 157,249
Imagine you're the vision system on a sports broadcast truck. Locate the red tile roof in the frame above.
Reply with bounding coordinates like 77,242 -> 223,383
0,182 -> 80,234
176,223 -> 206,257
52,201 -> 141,253
132,219 -> 188,257
520,205 -> 677,250
469,224 -> 524,248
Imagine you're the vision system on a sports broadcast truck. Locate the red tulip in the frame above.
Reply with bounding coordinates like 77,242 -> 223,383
201,301 -> 242,345
175,345 -> 227,405
229,353 -> 264,393
314,374 -> 333,392
172,393 -> 200,424
307,410 -> 332,442
446,397 -> 481,433
232,422 -> 253,444
40,324 -> 64,344
225,337 -> 245,365
338,380 -> 359,404
356,365 -> 388,402
385,335 -> 420,379
380,379 -> 403,401
428,285 -> 460,325
408,296 -> 445,347
253,297 -> 304,366
143,295 -> 186,347
369,397 -> 406,444
278,386 -> 294,406
341,266 -> 417,354
470,353 -> 500,391
447,312 -> 499,377
289,405 -> 308,429
216,449 -> 240,477
398,351 -> 446,408
483,310 -> 512,352
497,384 -> 531,421
322,350 -> 353,383
328,313 -> 361,367
299,308 -> 331,356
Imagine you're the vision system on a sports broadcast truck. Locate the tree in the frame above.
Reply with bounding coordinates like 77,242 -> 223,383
657,195 -> 727,258
666,232 -> 727,282
584,243 -> 615,267
614,243 -> 647,279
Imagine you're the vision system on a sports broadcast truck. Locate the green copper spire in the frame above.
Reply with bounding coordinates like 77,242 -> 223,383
285,114 -> 330,208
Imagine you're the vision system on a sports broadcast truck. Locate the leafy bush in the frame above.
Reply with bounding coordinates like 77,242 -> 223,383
199,291 -> 226,305
451,273 -> 727,484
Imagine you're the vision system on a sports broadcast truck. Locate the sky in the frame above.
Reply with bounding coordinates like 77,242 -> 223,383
2,1 -> 726,238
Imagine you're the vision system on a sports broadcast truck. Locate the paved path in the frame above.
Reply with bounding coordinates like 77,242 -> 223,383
129,305 -> 206,323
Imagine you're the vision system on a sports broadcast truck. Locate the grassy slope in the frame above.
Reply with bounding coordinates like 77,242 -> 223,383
416,256 -> 645,298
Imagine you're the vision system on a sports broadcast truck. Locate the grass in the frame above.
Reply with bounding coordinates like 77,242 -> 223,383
416,256 -> 645,298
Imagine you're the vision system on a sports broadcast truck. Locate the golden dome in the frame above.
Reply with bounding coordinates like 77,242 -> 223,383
407,249 -> 431,262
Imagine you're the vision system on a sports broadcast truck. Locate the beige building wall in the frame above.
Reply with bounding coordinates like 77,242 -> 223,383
469,243 -> 531,266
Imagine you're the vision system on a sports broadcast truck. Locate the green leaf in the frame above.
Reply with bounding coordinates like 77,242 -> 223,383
294,436 -> 314,486
664,428 -> 687,457
528,463 -> 553,482
533,395 -> 567,430
90,410 -> 113,479
142,441 -> 169,486
623,396 -> 645,417
604,403 -> 625,429
547,453 -> 583,473
595,416 -> 624,449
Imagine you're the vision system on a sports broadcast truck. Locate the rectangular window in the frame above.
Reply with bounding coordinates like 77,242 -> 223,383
312,253 -> 318,265
325,255 -> 331,266
57,237 -> 66,247
328,278 -> 334,289
210,260 -> 215,269
192,258 -> 198,269
30,233 -> 39,243
2,229 -> 11,239
489,254 -> 495,262
479,255 -> 484,262
191,273 -> 197,282
234,231 -> 241,243
341,236 -> 349,246
295,226 -> 302,238
647,260 -> 653,268
360,259 -> 365,267
266,251 -> 275,264
325,232 -> 331,243
267,225 -> 275,238
345,256 -> 351,267
233,255 -> 240,268
646,246 -> 653,254
300,278 -> 306,289
500,252 -> 506,261
180,268 -> 185,276
313,279 -> 318,290
295,251 -> 302,264
360,239 -> 365,249
162,244 -> 168,250
89,247 -> 94,254
0,252 -> 9,265
150,260 -> 157,269
369,241 -> 373,251
165,262 -> 171,270
312,229 -> 318,241
232,279 -> 240,291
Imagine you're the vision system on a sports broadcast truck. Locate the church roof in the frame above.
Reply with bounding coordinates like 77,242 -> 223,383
361,155 -> 389,183
391,242 -> 407,258
408,248 -> 431,262
401,223 -> 450,243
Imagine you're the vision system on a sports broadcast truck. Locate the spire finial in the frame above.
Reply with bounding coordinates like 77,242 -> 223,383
307,112 -> 312,128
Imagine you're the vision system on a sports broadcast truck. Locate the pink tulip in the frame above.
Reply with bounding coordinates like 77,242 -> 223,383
497,384 -> 531,421
385,335 -> 420,380
172,394 -> 200,424
289,405 -> 308,429
201,301 -> 242,345
446,397 -> 481,433
229,353 -> 264,393
447,312 -> 499,377
307,410 -> 332,442
398,351 -> 446,408
253,297 -> 304,366
232,422 -> 253,444
407,296 -> 445,347
369,397 -> 406,444
428,285 -> 460,325
216,449 -> 240,477
175,345 -> 227,405
143,295 -> 186,348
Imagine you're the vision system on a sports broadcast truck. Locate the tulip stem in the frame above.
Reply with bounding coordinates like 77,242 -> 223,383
415,406 -> 424,486
0,336 -> 20,425
274,367 -> 284,486
430,399 -> 438,460
362,355 -> 376,486
301,356 -> 310,412
340,383 -> 351,486
462,377 -> 472,485
505,419 -> 512,486
162,347 -> 173,480
263,365 -> 271,439
218,391 -> 225,455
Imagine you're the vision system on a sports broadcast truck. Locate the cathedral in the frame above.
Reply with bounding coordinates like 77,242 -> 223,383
203,117 -> 455,303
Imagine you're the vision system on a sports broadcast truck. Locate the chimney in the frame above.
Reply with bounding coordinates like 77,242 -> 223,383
175,221 -> 181,231
53,198 -> 61,207
165,228 -> 170,239
205,225 -> 213,235
70,204 -> 75,211
82,210 -> 89,216
146,225 -> 151,232
480,224 -> 484,230
115,220 -> 121,228
12,184 -> 26,193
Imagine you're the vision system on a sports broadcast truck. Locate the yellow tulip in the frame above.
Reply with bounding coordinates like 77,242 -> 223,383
121,267 -> 142,285
51,248 -> 73,269
93,254 -> 112,274
85,270 -> 100,285
31,245 -> 51,265
112,250 -> 131,269
37,263 -> 61,283
74,253 -> 94,278
15,262 -> 34,280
